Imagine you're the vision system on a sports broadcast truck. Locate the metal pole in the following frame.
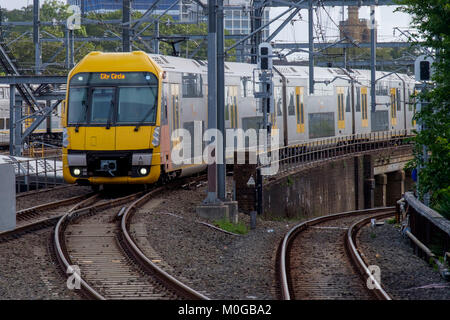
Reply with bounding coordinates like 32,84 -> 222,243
10,85 -> 22,157
33,0 -> 41,75
70,29 -> 75,68
370,5 -> 377,113
81,0 -> 85,17
205,0 -> 218,204
122,0 -> 131,52
65,27 -> 70,69
251,4 -> 263,64
154,21 -> 160,54
9,85 -> 15,156
216,0 -> 226,201
308,0 -> 314,94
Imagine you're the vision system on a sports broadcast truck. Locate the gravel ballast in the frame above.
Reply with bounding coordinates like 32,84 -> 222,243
357,221 -> 450,300
16,185 -> 92,211
130,182 -> 292,300
0,229 -> 81,300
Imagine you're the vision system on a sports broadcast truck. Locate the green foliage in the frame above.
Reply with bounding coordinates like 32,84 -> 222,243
386,217 -> 397,225
396,0 -> 450,204
214,218 -> 249,235
433,187 -> 450,219
0,1 -> 237,74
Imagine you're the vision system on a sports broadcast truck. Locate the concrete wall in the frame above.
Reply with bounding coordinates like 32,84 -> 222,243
234,146 -> 413,220
261,156 -> 367,219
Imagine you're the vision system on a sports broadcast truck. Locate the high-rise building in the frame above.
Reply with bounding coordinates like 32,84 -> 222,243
67,0 -> 182,17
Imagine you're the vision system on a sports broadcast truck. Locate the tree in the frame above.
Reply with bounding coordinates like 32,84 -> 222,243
397,0 -> 450,214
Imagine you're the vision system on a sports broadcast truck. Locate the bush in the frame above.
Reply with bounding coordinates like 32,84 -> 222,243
433,187 -> 450,220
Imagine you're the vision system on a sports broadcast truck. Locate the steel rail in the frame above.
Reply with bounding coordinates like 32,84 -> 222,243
54,176 -> 208,300
279,207 -> 395,300
0,192 -> 96,240
53,191 -> 146,300
345,211 -> 395,300
120,187 -> 210,300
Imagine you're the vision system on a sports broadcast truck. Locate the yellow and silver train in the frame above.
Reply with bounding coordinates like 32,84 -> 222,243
62,51 -> 417,186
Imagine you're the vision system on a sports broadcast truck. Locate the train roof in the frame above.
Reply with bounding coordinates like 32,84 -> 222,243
148,53 -> 415,86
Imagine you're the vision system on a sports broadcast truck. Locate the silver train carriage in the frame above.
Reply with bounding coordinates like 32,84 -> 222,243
150,54 -> 417,177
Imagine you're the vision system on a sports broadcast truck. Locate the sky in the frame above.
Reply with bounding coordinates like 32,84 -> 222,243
0,1 -> 413,49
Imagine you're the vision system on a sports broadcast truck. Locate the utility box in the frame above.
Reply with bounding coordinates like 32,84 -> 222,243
0,164 -> 16,232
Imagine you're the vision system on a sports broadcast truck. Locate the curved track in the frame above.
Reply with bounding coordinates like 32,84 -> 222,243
279,207 -> 395,300
54,182 -> 208,300
0,193 -> 98,241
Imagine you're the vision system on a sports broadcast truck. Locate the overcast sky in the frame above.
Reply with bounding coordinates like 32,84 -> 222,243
0,1 -> 413,45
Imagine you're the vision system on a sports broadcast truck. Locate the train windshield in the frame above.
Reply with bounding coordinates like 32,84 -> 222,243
117,87 -> 158,124
67,72 -> 158,126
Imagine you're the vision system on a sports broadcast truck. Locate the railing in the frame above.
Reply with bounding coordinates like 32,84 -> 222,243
402,192 -> 450,279
257,129 -> 414,178
8,156 -> 64,193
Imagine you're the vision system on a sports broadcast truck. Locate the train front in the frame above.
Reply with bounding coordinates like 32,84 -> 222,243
62,51 -> 162,186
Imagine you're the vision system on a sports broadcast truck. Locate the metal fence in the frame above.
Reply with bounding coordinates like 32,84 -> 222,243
11,156 -> 64,193
257,129 -> 414,177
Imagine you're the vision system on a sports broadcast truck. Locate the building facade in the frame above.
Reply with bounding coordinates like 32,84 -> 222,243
339,6 -> 373,43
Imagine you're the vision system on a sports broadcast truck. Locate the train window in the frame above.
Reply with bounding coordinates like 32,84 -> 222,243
90,88 -> 115,124
240,77 -> 253,98
67,87 -> 88,125
182,73 -> 203,98
5,118 -> 9,129
117,87 -> 157,124
337,87 -> 345,129
408,90 -> 413,111
171,84 -> 180,131
295,87 -> 305,133
287,87 -> 295,116
161,86 -> 168,125
356,87 -> 361,112
361,87 -> 368,127
346,88 -> 351,113
275,87 -> 282,116
397,88 -> 401,111
376,82 -> 389,96
390,88 -> 397,125
0,88 -> 4,99
0,118 -> 3,129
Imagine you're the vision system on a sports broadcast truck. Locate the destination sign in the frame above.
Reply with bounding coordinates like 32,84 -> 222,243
70,72 -> 158,86
100,73 -> 126,80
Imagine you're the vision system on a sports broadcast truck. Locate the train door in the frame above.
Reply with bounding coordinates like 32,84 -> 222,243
361,87 -> 369,127
390,88 -> 397,126
170,84 -> 181,152
337,87 -> 345,130
226,86 -> 238,129
295,86 -> 305,133
85,87 -> 116,150
160,83 -> 171,172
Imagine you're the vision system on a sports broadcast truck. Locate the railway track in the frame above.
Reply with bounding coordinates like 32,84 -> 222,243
278,207 -> 395,300
0,193 -> 98,241
54,180 -> 209,300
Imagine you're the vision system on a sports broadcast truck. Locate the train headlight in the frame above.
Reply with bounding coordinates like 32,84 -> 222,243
152,127 -> 160,147
139,167 -> 148,176
73,168 -> 81,176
